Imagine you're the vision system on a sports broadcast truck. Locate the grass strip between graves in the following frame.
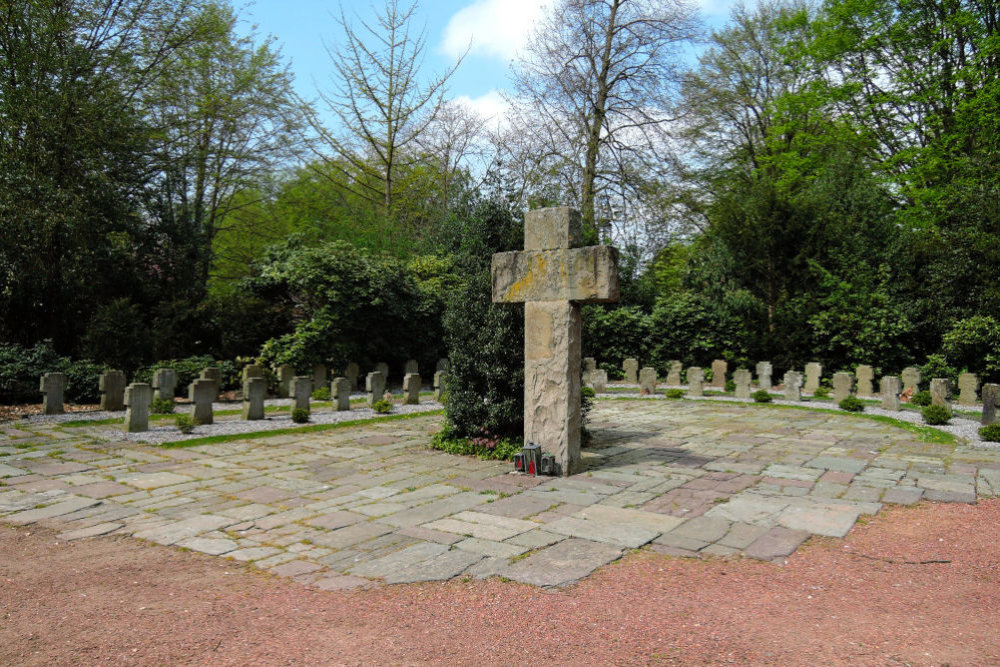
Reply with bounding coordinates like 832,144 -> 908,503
157,409 -> 445,448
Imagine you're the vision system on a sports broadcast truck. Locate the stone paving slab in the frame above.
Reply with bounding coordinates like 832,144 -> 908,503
501,538 -> 623,587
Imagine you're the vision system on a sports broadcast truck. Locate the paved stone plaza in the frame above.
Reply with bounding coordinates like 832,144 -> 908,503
3,399 -> 1000,589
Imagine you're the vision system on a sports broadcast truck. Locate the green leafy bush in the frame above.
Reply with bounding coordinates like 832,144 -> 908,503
665,388 -> 685,399
920,354 -> 958,390
941,316 -> 1000,383
752,389 -> 773,403
151,397 -> 175,414
813,386 -> 831,398
372,399 -> 392,414
175,414 -> 195,434
135,356 -> 232,396
0,340 -> 106,404
582,305 -> 651,380
921,404 -> 952,425
429,425 -> 521,461
838,396 -> 865,412
291,407 -> 310,423
979,424 -> 1000,442
581,385 -> 596,421
311,386 -> 331,400
910,390 -> 932,406
724,380 -> 736,393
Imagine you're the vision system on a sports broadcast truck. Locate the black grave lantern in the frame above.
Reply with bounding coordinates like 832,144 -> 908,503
522,442 -> 542,475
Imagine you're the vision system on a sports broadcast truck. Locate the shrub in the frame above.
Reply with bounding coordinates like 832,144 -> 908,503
921,404 -> 952,425
813,386 -> 831,398
372,399 -> 392,414
311,386 -> 331,400
941,316 -> 1000,383
135,356 -> 221,397
838,396 -> 865,412
151,397 -> 175,414
910,390 -> 932,407
665,388 -> 685,399
724,379 -> 736,392
752,389 -> 772,403
979,424 -> 1000,442
291,407 -> 310,423
0,340 -> 107,404
175,414 -> 195,434
581,385 -> 596,421
920,354 -> 958,390
429,425 -> 521,461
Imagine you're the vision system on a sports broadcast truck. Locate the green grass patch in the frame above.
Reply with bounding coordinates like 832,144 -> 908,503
59,418 -> 122,427
157,409 -> 444,448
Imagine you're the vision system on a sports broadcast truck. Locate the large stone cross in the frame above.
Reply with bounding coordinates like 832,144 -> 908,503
492,207 -> 619,476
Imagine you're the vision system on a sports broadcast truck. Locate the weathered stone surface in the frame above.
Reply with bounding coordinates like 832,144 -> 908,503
152,368 -> 178,402
832,372 -> 853,402
242,377 -> 266,420
777,505 -> 859,538
375,362 -> 389,380
188,379 -> 215,425
366,371 -> 386,408
902,366 -> 921,393
291,376 -> 312,413
711,360 -> 727,388
590,369 -> 607,394
756,361 -> 772,390
332,377 -> 351,411
784,371 -> 803,401
344,362 -> 360,390
492,246 -> 619,303
403,373 -> 420,405
930,378 -> 950,408
433,370 -> 449,403
582,357 -> 597,376
982,383 -> 999,425
124,382 -> 153,432
856,365 -> 875,396
501,538 -> 622,587
743,526 -> 810,561
402,360 -> 418,377
313,364 -> 327,389
688,367 -> 704,396
199,367 -> 222,400
623,358 -> 639,384
880,375 -> 901,411
575,504 -> 684,534
882,487 -> 923,505
545,516 -> 659,548
436,358 -> 450,373
804,362 -> 822,393
242,364 -> 264,384
666,361 -> 682,386
7,496 -> 101,525
176,537 -> 238,555
733,369 -> 752,399
958,373 -> 979,406
40,372 -> 66,414
276,364 -> 295,398
100,370 -> 126,411
638,367 -> 657,395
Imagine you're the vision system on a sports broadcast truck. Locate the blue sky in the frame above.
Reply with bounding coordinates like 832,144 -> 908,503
240,0 -> 740,123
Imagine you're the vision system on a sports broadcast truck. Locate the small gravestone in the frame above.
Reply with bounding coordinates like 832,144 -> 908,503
880,375 -> 901,411
313,364 -> 327,389
930,378 -> 950,408
687,367 -> 704,397
666,361 -> 682,386
345,362 -> 360,390
591,369 -> 607,394
332,377 -> 351,411
856,365 -> 875,396
958,372 -> 979,406
403,373 -> 421,404
733,369 -> 752,399
784,371 -> 803,401
902,367 -> 921,393
582,357 -> 597,383
804,362 -> 822,393
291,376 -> 312,414
99,370 -> 126,411
756,361 -> 772,390
152,368 -> 178,402
124,382 -> 152,432
404,359 -> 419,377
366,371 -> 386,408
276,364 -> 295,398
199,367 -> 222,401
242,377 -> 266,420
436,358 -> 450,373
433,370 -> 449,403
832,372 -> 853,401
711,360 -> 727,388
189,379 -> 215,425
40,372 -> 66,415
981,384 -> 999,425
623,358 -> 639,384
242,364 -> 263,385
375,362 -> 389,382
639,367 -> 657,394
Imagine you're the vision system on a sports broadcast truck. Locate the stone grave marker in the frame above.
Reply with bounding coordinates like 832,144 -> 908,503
756,361 -> 772,390
639,367 -> 657,395
958,372 -> 979,406
784,371 -> 803,401
332,377 -> 351,411
189,379 -> 215,425
124,382 -> 152,432
376,362 -> 389,382
880,376 -> 901,411
242,377 -> 266,420
902,367 -> 921,393
856,365 -> 874,396
39,372 -> 66,415
804,362 -> 822,393
733,369 -> 752,399
433,370 -> 449,403
832,372 -> 853,402
242,364 -> 263,385
404,359 -> 419,376
199,367 -> 222,401
152,368 -> 177,402
687,367 -> 704,397
492,206 -> 619,476
313,364 -> 327,389
591,369 -> 608,394
99,370 -> 126,411
343,362 -> 360,390
403,373 -> 421,404
366,371 -> 386,408
930,378 -> 950,408
981,384 -> 999,425
291,376 -> 312,414
436,358 -> 450,373
666,361 -> 682,386
276,364 -> 295,398
623,358 -> 638,384
582,357 -> 597,383
711,359 -> 727,388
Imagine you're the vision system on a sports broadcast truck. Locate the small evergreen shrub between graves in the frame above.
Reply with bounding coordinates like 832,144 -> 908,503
921,404 -> 952,425
910,390 -> 932,406
665,388 -> 685,399
430,425 -> 521,461
151,398 -> 175,414
372,399 -> 392,414
813,386 -> 831,398
311,386 -> 331,401
175,414 -> 195,434
979,424 -> 1000,442
838,396 -> 865,412
752,389 -> 773,403
291,407 -> 310,423
724,380 -> 736,393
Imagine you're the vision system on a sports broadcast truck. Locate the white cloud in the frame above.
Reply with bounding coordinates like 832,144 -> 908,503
451,89 -> 511,131
440,0 -> 554,61
694,0 -> 740,17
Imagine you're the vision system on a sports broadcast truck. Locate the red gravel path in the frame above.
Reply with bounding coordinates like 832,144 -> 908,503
3,500 -> 999,665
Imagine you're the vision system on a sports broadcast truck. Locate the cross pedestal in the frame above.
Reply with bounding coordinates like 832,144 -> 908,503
492,207 -> 619,476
